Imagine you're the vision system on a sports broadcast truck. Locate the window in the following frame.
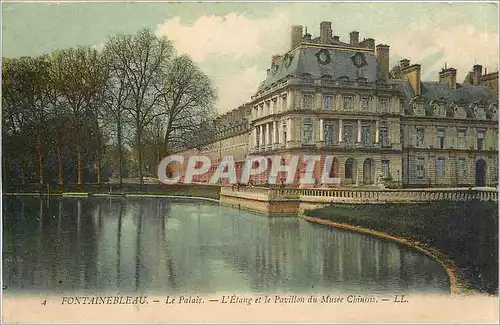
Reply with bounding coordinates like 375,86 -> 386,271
456,106 -> 466,118
457,129 -> 466,149
380,99 -> 389,113
324,124 -> 335,145
344,124 -> 353,145
437,129 -> 445,149
302,119 -> 313,143
272,99 -> 277,113
436,158 -> 446,178
266,102 -> 271,115
282,96 -> 287,111
256,128 -> 260,147
380,123 -> 389,147
361,97 -> 370,111
476,106 -> 485,119
416,158 -> 425,179
477,130 -> 485,150
438,105 -> 446,117
362,125 -> 371,146
323,95 -> 333,110
345,159 -> 354,179
416,128 -> 425,147
302,94 -> 313,110
382,160 -> 390,179
458,158 -> 467,178
343,96 -> 354,110
283,121 -> 287,143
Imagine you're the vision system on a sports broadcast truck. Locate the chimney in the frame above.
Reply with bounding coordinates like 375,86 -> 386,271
290,25 -> 303,49
349,31 -> 359,46
302,28 -> 312,42
472,64 -> 483,85
320,21 -> 332,44
402,63 -> 422,96
439,67 -> 457,89
376,44 -> 390,79
333,35 -> 340,42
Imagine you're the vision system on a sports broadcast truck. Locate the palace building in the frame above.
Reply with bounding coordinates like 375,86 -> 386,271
176,22 -> 499,188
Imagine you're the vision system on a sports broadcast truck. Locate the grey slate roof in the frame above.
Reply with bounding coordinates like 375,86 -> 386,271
258,47 -> 383,90
421,82 -> 495,104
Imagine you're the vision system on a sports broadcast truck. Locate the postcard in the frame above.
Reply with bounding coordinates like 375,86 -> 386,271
1,0 -> 499,323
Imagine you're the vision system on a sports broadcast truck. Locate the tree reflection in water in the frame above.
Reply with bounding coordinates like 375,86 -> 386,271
2,197 -> 450,295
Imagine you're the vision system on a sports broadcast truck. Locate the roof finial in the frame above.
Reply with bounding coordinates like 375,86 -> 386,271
305,27 -> 308,35
444,61 -> 447,69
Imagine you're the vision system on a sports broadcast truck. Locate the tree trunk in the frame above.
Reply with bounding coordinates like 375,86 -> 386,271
37,139 -> 44,185
137,125 -> 144,185
117,118 -> 123,186
57,143 -> 63,189
95,149 -> 101,184
77,146 -> 83,187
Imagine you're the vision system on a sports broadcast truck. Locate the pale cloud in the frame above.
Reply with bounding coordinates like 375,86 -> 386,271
156,12 -> 292,113
156,12 -> 290,63
212,65 -> 263,113
390,23 -> 499,82
154,5 -> 498,113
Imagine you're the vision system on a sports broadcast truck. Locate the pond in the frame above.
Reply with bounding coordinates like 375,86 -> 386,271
2,197 -> 450,295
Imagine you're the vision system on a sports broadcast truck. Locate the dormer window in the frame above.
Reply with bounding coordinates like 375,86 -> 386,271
438,104 -> 446,117
475,106 -> 485,119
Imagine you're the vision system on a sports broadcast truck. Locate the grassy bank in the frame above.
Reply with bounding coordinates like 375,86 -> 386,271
304,200 -> 498,295
4,184 -> 221,200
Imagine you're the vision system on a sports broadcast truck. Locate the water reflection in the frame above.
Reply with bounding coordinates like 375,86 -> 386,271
2,197 -> 450,295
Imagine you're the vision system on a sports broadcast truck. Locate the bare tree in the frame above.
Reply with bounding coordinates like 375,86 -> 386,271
104,28 -> 174,185
2,56 -> 52,185
159,55 -> 217,153
49,46 -> 107,186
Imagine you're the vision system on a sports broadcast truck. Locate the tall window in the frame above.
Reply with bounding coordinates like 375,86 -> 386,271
266,102 -> 271,115
256,128 -> 260,147
380,123 -> 389,147
362,125 -> 371,146
302,94 -> 313,110
302,119 -> 313,143
477,130 -> 485,150
436,158 -> 446,178
361,97 -> 370,111
416,128 -> 425,147
323,95 -> 333,110
438,105 -> 446,117
324,124 -> 335,145
456,129 -> 465,149
272,99 -> 277,114
282,96 -> 287,111
382,160 -> 390,179
344,124 -> 353,145
380,99 -> 389,113
458,158 -> 467,178
416,157 -> 425,179
437,129 -> 445,149
282,121 -> 287,143
476,106 -> 485,119
345,159 -> 354,179
343,96 -> 354,110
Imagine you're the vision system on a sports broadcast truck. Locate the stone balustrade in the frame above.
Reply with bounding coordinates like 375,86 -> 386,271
221,186 -> 498,203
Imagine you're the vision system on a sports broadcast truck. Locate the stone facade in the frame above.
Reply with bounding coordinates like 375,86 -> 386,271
176,21 -> 498,188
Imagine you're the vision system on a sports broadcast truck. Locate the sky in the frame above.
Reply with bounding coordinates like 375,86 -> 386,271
2,1 -> 499,114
